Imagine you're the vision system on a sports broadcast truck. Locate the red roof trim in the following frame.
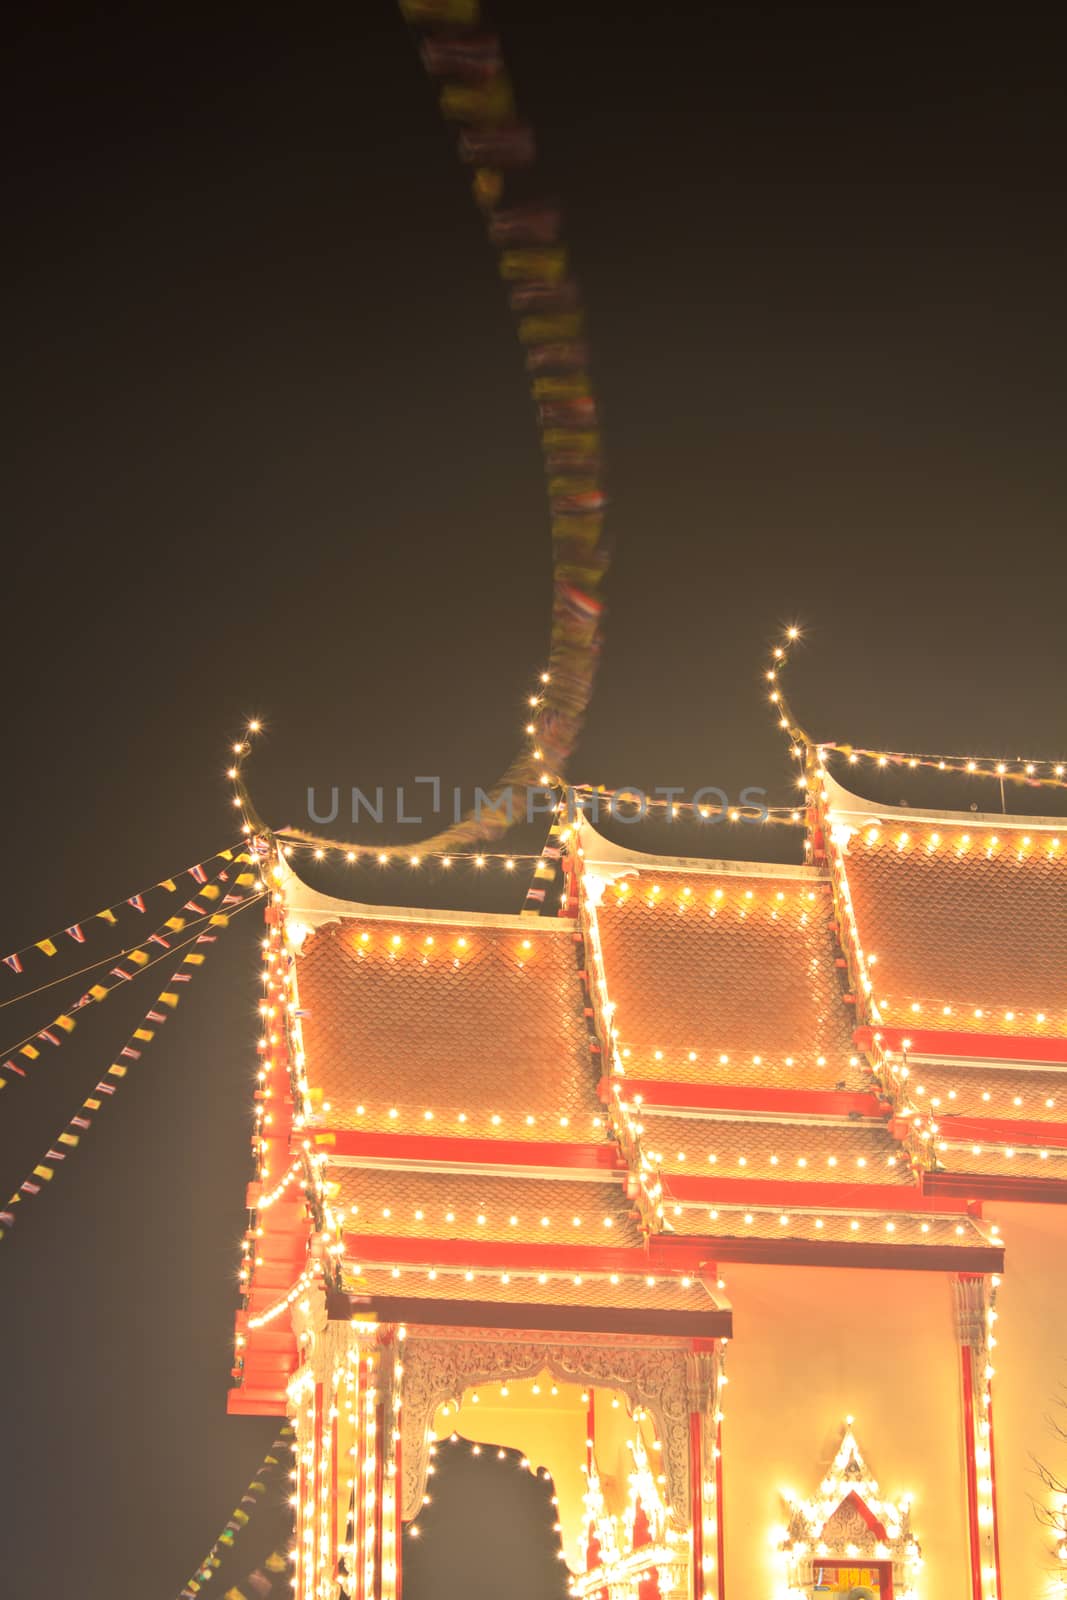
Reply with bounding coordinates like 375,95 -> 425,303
923,1171 -> 1067,1205
825,1491 -> 888,1542
653,1232 -> 1004,1274
936,1117 -> 1067,1151
857,1027 -> 1067,1066
608,1079 -> 889,1120
310,1129 -> 623,1172
663,1173 -> 981,1215
343,1235 -> 652,1275
328,1290 -> 732,1339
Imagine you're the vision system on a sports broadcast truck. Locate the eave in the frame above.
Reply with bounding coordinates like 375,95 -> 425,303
652,1231 -> 1005,1275
326,1288 -> 731,1339
611,1079 -> 890,1120
923,1170 -> 1067,1205
310,1128 -> 625,1175
857,1026 -> 1067,1070
662,1173 -> 980,1215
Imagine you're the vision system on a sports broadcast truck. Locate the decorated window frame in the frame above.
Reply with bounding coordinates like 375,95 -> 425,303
778,1422 -> 922,1599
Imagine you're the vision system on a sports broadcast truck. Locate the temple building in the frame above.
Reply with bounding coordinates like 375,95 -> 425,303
228,767 -> 1067,1600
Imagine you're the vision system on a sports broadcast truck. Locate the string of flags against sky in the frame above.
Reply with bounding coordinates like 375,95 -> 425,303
177,1426 -> 294,1600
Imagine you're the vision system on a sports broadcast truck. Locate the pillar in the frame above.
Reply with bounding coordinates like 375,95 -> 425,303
955,1273 -> 1002,1600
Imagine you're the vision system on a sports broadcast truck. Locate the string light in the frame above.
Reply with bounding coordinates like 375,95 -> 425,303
825,743 -> 1067,790
779,1421 -> 922,1599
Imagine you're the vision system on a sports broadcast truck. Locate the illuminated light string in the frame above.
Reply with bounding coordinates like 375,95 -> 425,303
766,631 -> 1066,810
314,1101 -> 606,1135
823,819 -> 883,1028
778,1419 -> 923,1600
279,835 -> 549,871
254,1158 -> 305,1212
238,0 -> 619,864
335,1200 -> 632,1234
851,822 -> 1063,859
296,923 -> 552,964
662,1200 -> 995,1245
577,870 -> 663,1229
389,0 -> 611,857
345,1259 -> 709,1294
871,995 -> 1063,1031
618,1048 -> 863,1076
405,1433 -> 564,1546
0,840 -> 248,980
240,873 -> 340,1315
763,624 -> 812,767
247,1265 -> 322,1332
825,742 -> 1067,789
568,784 -> 806,826
0,861 -> 262,1087
868,1033 -> 1065,1166
175,1425 -> 294,1599
608,878 -> 832,920
0,895 -> 262,1241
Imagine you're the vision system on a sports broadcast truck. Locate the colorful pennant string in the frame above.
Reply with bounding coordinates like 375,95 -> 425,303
0,893 -> 263,1239
218,1549 -> 291,1600
0,842 -> 246,979
176,1427 -> 294,1598
0,858 -> 263,1088
521,818 -> 565,915
247,0 -> 610,856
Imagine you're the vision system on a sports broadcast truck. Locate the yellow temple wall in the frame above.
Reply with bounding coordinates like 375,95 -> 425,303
983,1200 -> 1067,1600
720,1262 -> 971,1598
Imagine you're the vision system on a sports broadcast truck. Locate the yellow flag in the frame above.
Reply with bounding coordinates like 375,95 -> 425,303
36,939 -> 57,957
55,1014 -> 76,1033
97,909 -> 118,926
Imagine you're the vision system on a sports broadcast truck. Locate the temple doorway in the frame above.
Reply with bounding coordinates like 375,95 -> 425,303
401,1435 -> 568,1600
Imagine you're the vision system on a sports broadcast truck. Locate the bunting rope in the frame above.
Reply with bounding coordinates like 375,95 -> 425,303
0,892 -> 263,1240
176,1426 -> 294,1599
240,0 -> 611,855
0,842 -> 247,979
219,1549 -> 292,1600
0,857 -> 263,1087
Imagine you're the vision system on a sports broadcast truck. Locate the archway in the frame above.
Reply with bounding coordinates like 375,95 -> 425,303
401,1435 -> 568,1600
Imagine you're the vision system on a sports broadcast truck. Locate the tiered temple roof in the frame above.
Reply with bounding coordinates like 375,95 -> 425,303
228,768 -> 1067,1410
821,770 -> 1067,1202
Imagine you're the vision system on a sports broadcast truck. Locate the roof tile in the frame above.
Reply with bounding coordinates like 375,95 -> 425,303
842,825 -> 1067,1032
297,918 -> 602,1138
595,876 -> 861,1088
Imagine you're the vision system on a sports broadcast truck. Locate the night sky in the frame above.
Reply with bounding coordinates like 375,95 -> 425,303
3,4 -> 1065,1595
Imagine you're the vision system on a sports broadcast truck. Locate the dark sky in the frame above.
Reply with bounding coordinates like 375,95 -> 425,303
2,3 -> 1065,1595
